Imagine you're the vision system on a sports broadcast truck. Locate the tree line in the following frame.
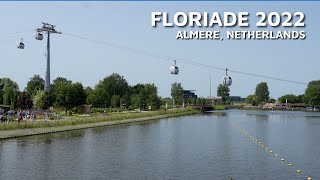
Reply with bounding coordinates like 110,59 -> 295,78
0,73 -> 162,113
2,74 -> 320,111
245,81 -> 320,106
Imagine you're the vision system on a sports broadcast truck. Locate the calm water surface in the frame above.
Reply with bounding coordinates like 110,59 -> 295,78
0,110 -> 319,180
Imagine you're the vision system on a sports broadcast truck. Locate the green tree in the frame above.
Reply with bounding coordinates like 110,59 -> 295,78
52,77 -> 72,85
143,84 -> 161,110
33,90 -> 46,109
255,82 -> 270,103
121,92 -> 131,109
130,94 -> 141,109
16,91 -> 33,109
267,98 -> 276,103
278,94 -> 298,103
0,78 -> 19,108
87,85 -> 110,107
130,83 -> 161,110
297,95 -> 304,103
85,86 -> 93,104
0,83 -> 4,103
52,78 -> 86,114
217,84 -> 230,103
99,73 -> 129,97
246,94 -> 258,106
88,73 -> 128,108
171,82 -> 184,105
303,80 -> 320,105
111,95 -> 120,108
26,74 -> 44,96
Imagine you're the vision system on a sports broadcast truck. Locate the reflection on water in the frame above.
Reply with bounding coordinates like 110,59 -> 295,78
0,110 -> 320,179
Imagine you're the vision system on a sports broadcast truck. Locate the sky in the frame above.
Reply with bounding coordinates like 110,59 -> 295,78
0,2 -> 318,99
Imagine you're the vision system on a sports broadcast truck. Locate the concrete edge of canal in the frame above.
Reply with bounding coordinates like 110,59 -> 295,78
0,110 -> 199,140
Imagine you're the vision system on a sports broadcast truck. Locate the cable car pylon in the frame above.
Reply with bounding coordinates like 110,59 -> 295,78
35,22 -> 61,91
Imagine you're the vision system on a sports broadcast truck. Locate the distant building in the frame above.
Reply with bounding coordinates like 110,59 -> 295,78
77,105 -> 92,114
183,90 -> 197,99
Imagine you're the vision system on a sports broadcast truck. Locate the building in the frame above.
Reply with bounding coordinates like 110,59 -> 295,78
0,104 -> 10,112
77,105 -> 92,114
183,90 -> 197,99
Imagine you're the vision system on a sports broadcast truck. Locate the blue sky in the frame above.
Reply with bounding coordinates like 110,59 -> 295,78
0,2 -> 318,98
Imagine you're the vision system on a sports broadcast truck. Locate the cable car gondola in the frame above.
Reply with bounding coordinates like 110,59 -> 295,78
170,60 -> 179,75
222,68 -> 232,86
17,39 -> 24,49
35,33 -> 44,40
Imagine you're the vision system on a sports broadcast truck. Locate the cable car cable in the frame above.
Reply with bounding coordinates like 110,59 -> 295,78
62,32 -> 307,85
0,29 -> 34,38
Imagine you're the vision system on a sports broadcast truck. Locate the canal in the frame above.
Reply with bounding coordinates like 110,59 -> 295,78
0,110 -> 319,179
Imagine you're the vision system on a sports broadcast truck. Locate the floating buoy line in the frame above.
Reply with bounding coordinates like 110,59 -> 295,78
231,123 -> 313,180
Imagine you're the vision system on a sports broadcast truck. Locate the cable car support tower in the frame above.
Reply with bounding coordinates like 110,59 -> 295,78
36,22 -> 61,91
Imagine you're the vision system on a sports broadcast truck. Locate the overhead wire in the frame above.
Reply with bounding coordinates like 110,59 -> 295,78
11,30 -> 309,86
0,29 -> 34,38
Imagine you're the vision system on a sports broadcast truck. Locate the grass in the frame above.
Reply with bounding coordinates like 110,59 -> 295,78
214,105 -> 227,110
0,108 -> 198,131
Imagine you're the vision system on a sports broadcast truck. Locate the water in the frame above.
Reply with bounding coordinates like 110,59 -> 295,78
0,110 -> 319,180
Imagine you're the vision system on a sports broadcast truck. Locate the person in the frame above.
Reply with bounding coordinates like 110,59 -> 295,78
31,111 -> 35,122
18,111 -> 23,123
7,111 -> 11,124
45,111 -> 48,122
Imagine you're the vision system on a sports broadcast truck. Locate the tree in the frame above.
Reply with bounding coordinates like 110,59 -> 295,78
121,92 -> 131,109
111,95 -> 120,108
85,86 -> 93,104
246,94 -> 258,106
303,80 -> 320,106
99,73 -> 129,97
0,78 -> 19,108
130,94 -> 141,109
267,98 -> 276,103
16,91 -> 33,109
171,82 -> 184,105
42,91 -> 54,109
72,83 -> 87,106
52,77 -> 72,85
26,75 -> 44,96
255,82 -> 270,103
130,83 -> 161,110
86,85 -> 110,108
143,84 -> 161,110
278,94 -> 298,103
52,78 -> 86,114
33,90 -> 46,109
297,95 -> 304,103
217,84 -> 230,103
88,73 -> 128,108
0,83 -> 4,104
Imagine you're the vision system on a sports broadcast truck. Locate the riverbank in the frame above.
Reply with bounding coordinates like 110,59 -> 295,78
0,109 -> 198,140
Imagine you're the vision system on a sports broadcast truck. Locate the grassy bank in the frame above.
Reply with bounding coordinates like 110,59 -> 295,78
0,109 -> 198,139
